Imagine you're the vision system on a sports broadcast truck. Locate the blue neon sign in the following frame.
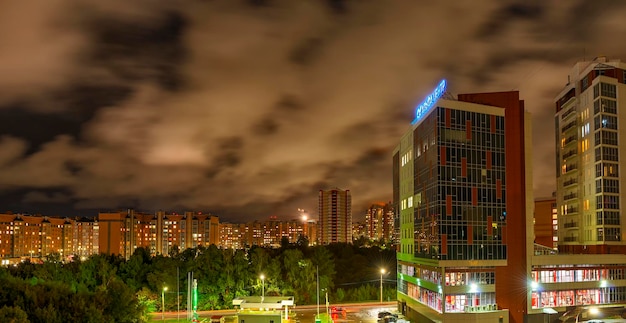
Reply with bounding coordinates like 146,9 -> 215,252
411,79 -> 446,124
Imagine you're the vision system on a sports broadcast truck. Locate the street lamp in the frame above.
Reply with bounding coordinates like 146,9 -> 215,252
162,286 -> 168,320
380,268 -> 386,303
260,274 -> 265,302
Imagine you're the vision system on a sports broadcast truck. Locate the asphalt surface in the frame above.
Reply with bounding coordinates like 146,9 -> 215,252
156,301 -> 398,322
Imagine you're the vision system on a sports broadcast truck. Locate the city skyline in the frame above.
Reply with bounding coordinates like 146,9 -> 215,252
2,1 -> 626,222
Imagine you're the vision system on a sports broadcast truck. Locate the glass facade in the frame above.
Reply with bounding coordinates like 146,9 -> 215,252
593,85 -> 621,242
531,287 -> 626,309
413,107 -> 507,260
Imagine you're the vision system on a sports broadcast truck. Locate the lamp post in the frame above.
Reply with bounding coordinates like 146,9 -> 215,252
162,286 -> 168,320
260,274 -> 265,302
316,266 -> 320,318
380,268 -> 386,303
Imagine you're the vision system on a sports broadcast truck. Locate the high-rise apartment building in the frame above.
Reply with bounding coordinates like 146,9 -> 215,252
520,58 -> 626,322
365,202 -> 395,243
318,189 -> 352,244
555,57 -> 626,254
394,82 -> 532,323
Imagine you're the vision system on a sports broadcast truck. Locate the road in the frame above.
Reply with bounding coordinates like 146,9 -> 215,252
290,302 -> 397,323
156,301 -> 398,322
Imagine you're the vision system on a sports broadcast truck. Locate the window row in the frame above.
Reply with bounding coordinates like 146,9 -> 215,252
598,227 -> 621,242
438,244 -> 507,261
597,211 -> 621,225
595,146 -> 619,162
593,82 -> 617,99
439,148 -> 505,166
594,98 -> 617,115
438,109 -> 505,133
440,234 -> 503,246
439,168 -> 505,185
445,292 -> 496,313
445,271 -> 495,286
596,195 -> 620,210
595,129 -> 618,146
532,287 -> 626,310
596,178 -> 620,194
594,114 -> 618,131
596,162 -> 619,178
531,268 -> 618,283
405,282 -> 443,312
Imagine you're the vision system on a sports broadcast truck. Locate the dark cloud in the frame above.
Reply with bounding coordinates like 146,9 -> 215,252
276,95 -> 305,112
2,1 -> 626,222
0,107 -> 84,155
52,84 -> 134,117
252,116 -> 280,136
289,37 -> 325,66
247,0 -> 270,7
327,0 -> 348,14
85,9 -> 187,90
477,2 -> 544,39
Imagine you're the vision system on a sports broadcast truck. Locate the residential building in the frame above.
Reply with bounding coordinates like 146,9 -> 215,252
554,56 -> 626,254
318,188 -> 352,244
365,202 -> 395,243
219,218 -> 314,249
352,221 -> 368,241
74,217 -> 99,259
98,210 -> 219,259
523,57 -> 626,321
0,213 -> 76,262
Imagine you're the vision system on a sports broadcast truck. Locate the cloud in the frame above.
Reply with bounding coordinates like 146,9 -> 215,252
1,1 -> 626,221
0,136 -> 28,168
22,191 -> 72,204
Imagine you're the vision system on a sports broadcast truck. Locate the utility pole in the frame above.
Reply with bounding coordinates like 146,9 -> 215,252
177,267 -> 180,322
380,268 -> 386,303
316,266 -> 320,323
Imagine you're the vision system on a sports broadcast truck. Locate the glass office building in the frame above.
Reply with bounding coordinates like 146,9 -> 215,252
395,87 -> 531,323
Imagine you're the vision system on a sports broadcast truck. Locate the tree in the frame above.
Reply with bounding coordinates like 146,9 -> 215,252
0,305 -> 29,323
102,279 -> 145,322
282,249 -> 316,303
309,246 -> 336,291
120,247 -> 152,292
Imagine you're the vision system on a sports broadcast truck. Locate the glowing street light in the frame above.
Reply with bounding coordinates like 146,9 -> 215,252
162,286 -> 168,320
260,274 -> 265,302
380,268 -> 386,303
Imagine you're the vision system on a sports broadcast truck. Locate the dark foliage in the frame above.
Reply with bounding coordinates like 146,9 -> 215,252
0,243 -> 396,321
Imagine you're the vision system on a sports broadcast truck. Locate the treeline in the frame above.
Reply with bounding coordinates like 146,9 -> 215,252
0,242 -> 396,322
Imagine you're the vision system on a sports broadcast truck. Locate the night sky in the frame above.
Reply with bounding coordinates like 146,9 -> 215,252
1,1 -> 626,222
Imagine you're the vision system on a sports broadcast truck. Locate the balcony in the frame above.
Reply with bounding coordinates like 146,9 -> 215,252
561,120 -> 577,134
563,164 -> 578,174
563,192 -> 578,201
563,178 -> 578,187
563,207 -> 578,215
562,149 -> 577,160
563,222 -> 578,228
563,236 -> 578,242
561,106 -> 576,120
563,135 -> 577,147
